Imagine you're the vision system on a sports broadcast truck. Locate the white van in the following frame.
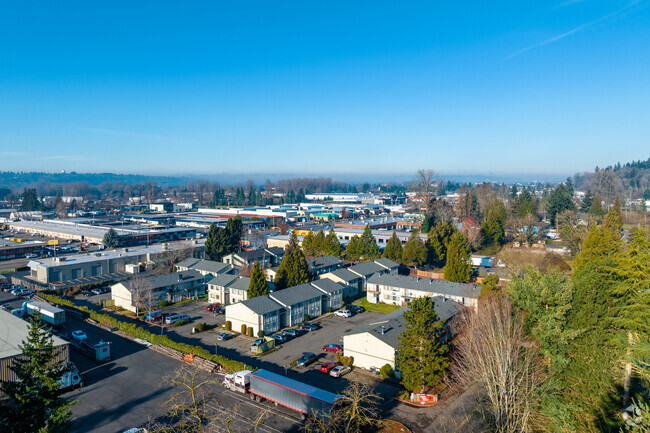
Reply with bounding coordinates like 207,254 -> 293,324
164,314 -> 190,325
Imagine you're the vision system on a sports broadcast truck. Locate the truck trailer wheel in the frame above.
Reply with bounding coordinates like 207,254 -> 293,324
255,395 -> 262,402
249,394 -> 255,401
274,401 -> 278,407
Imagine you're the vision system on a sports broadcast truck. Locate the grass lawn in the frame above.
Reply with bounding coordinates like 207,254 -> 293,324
354,298 -> 401,314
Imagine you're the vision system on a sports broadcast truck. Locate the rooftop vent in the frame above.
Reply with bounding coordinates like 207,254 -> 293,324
122,248 -> 129,253
381,325 -> 385,335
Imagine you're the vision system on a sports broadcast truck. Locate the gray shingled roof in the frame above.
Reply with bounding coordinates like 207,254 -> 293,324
240,296 -> 284,315
310,279 -> 345,294
348,261 -> 385,278
176,258 -> 200,269
269,283 -> 324,306
307,255 -> 343,271
207,273 -> 238,288
264,247 -> 285,256
345,296 -> 461,348
327,268 -> 362,283
366,274 -> 480,299
192,260 -> 231,274
125,270 -> 204,291
229,277 -> 251,292
374,257 -> 399,270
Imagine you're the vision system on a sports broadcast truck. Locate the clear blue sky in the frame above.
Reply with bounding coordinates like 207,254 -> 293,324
1,1 -> 648,178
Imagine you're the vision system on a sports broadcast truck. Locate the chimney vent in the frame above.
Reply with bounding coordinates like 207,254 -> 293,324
381,325 -> 385,335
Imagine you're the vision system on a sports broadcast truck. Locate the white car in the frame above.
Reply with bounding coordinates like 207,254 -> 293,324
334,309 -> 352,318
11,288 -> 35,296
71,330 -> 88,341
329,365 -> 351,378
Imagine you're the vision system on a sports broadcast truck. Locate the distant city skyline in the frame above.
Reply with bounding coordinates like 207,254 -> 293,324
1,1 -> 648,175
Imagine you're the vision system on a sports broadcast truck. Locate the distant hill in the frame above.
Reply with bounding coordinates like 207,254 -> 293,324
0,171 -> 190,190
574,157 -> 650,201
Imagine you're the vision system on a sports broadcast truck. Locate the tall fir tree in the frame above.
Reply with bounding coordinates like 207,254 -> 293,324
398,297 -> 449,393
344,235 -> 362,261
401,229 -> 428,267
0,314 -> 74,433
589,194 -> 605,217
443,232 -> 472,283
382,231 -> 403,263
274,232 -> 311,289
248,262 -> 268,298
312,230 -> 326,256
359,225 -> 380,260
580,190 -> 594,213
427,221 -> 456,267
302,232 -> 315,256
324,229 -> 342,257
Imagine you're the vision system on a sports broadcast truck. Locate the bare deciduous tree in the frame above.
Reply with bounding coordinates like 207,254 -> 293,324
302,381 -> 383,433
130,274 -> 155,317
147,365 -> 218,433
414,169 -> 439,217
450,296 -> 540,433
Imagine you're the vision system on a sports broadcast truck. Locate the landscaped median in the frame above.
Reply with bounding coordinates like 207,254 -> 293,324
39,293 -> 250,373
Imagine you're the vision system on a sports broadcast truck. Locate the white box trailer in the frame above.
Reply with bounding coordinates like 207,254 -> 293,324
22,301 -> 66,326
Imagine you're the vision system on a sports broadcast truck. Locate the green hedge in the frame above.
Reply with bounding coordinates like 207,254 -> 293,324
39,293 -> 250,373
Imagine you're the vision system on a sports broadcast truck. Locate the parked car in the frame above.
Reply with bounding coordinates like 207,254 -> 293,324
145,311 -> 163,321
217,332 -> 232,341
205,303 -> 221,312
25,253 -> 39,258
0,305 -> 9,311
271,334 -> 288,343
215,306 -> 225,315
322,344 -> 343,353
320,362 -> 339,374
90,288 -> 103,295
283,328 -> 299,338
334,309 -> 352,318
300,322 -> 320,331
71,330 -> 87,341
329,365 -> 351,378
12,288 -> 35,297
347,305 -> 364,313
296,352 -> 317,367
165,314 -> 191,325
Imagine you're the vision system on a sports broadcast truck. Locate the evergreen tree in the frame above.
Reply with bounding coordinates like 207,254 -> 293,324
546,183 -> 575,225
225,216 -> 243,254
248,262 -> 268,298
398,297 -> 449,393
274,232 -> 311,289
457,192 -> 481,221
204,223 -> 229,261
422,217 -> 430,234
510,184 -> 518,198
427,221 -> 456,267
302,232 -> 315,256
324,229 -> 342,257
581,190 -> 594,213
312,230 -> 326,256
358,225 -> 380,260
286,190 -> 296,203
102,228 -> 119,249
512,189 -> 537,217
604,196 -> 623,232
20,188 -> 42,211
344,235 -> 363,261
248,185 -> 256,206
296,188 -> 306,203
443,232 -> 472,283
589,194 -> 605,217
382,231 -> 403,263
481,200 -> 507,246
401,229 -> 428,267
0,314 -> 74,433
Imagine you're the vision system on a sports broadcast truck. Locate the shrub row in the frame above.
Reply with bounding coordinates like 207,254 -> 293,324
40,293 -> 250,373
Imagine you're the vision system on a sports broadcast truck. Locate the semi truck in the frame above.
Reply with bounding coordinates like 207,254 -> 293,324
223,369 -> 338,418
22,300 -> 66,326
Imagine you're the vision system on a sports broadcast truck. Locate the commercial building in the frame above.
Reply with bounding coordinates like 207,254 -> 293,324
27,240 -> 205,286
7,219 -> 196,245
365,274 -> 480,308
343,297 -> 461,375
111,270 -> 207,312
0,238 -> 46,261
0,310 -> 69,398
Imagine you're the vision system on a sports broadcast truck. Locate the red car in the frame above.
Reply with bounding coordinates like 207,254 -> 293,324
320,362 -> 339,374
205,303 -> 221,312
322,344 -> 343,353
